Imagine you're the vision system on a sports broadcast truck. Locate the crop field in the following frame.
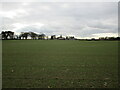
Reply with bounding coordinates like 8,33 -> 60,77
2,40 -> 118,88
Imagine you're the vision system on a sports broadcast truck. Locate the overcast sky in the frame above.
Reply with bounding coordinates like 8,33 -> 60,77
0,2 -> 118,39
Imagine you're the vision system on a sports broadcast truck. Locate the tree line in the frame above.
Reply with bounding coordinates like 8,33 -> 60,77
0,31 -> 120,41
0,31 -> 76,40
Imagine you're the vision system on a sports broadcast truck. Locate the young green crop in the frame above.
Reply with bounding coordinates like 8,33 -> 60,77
2,40 -> 118,88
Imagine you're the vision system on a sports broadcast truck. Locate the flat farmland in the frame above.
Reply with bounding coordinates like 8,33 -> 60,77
2,40 -> 118,88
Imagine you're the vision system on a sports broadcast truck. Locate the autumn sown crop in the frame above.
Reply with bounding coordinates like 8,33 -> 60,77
2,40 -> 118,88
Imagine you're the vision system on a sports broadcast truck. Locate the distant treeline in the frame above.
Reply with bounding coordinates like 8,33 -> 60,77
0,31 -> 120,41
79,37 -> 120,41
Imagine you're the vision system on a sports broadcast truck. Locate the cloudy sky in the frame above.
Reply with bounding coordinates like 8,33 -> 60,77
0,1 -> 118,39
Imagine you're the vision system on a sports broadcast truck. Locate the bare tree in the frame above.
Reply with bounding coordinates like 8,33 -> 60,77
29,32 -> 38,39
38,34 -> 46,40
1,31 -> 14,40
19,32 -> 30,39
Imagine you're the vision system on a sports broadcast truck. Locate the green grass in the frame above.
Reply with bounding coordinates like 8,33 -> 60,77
2,40 -> 118,88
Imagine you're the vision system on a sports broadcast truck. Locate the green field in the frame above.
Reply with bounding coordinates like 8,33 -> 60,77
2,40 -> 118,88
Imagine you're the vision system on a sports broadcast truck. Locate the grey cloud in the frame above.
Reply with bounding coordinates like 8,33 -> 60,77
1,2 -> 118,38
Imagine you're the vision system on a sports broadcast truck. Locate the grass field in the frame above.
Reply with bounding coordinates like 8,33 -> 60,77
2,40 -> 118,88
